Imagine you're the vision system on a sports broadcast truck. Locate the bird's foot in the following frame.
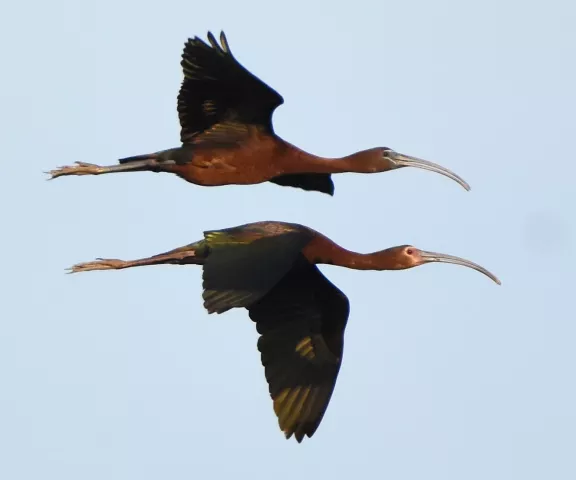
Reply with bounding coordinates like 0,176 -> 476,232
67,258 -> 127,273
46,162 -> 104,179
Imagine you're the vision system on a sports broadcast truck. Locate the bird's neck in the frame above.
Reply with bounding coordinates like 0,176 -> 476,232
278,140 -> 377,174
303,235 -> 398,271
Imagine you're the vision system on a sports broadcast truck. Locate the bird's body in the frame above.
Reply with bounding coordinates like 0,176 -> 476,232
48,32 -> 470,195
69,220 -> 500,442
125,131 -> 352,193
166,128 -> 287,187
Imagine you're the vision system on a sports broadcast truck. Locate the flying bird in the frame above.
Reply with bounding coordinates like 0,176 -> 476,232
48,31 -> 470,195
68,221 -> 500,442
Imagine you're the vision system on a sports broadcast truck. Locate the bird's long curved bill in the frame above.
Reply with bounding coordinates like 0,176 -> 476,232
420,251 -> 500,285
392,153 -> 470,191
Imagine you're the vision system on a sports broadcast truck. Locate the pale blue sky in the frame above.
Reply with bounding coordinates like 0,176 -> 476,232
1,0 -> 575,478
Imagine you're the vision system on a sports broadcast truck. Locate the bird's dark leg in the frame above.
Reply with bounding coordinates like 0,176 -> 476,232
67,242 -> 205,274
46,158 -> 174,180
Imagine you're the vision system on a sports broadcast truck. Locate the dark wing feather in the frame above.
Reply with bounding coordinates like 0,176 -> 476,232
269,173 -> 335,196
248,258 -> 350,442
178,31 -> 284,143
201,224 -> 313,314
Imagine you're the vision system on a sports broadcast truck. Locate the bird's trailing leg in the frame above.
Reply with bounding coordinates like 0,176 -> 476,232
46,157 -> 175,180
68,242 -> 205,274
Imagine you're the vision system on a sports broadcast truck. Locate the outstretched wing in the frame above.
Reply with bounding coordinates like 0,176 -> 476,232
178,31 -> 284,144
248,258 -> 350,442
268,173 -> 335,196
201,223 -> 313,314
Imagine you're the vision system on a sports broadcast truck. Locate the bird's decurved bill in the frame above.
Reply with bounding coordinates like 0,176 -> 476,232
419,251 -> 501,285
391,153 -> 470,191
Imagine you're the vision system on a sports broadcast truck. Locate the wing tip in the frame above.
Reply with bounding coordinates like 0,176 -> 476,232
284,424 -> 313,443
326,181 -> 335,196
268,174 -> 335,196
183,30 -> 232,57
293,430 -> 305,443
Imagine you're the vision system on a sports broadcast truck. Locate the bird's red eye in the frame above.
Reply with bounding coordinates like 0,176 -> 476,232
406,248 -> 414,255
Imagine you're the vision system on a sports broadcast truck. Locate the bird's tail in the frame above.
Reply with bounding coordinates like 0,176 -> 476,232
118,147 -> 185,167
118,153 -> 158,164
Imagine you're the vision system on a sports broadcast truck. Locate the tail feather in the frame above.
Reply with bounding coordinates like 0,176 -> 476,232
118,153 -> 157,164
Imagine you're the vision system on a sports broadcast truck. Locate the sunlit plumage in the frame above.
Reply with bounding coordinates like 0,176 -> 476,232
47,31 -> 470,195
68,221 -> 500,442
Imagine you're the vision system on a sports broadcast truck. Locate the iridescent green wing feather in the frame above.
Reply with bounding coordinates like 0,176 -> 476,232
248,257 -> 350,442
201,223 -> 313,314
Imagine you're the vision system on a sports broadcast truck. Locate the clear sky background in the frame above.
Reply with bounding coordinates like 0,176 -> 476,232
1,0 -> 575,478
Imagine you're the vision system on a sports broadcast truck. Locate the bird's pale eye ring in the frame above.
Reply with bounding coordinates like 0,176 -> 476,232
406,248 -> 414,255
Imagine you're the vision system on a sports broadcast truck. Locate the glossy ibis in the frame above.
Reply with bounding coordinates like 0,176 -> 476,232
68,221 -> 499,442
48,31 -> 470,195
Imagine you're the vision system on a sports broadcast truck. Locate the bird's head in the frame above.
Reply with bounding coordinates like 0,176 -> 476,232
351,147 -> 470,191
374,245 -> 501,284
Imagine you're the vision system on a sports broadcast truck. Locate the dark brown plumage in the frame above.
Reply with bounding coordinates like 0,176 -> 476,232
67,221 -> 500,442
48,31 -> 470,195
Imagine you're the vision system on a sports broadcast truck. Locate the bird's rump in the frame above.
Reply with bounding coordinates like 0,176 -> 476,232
178,31 -> 284,144
248,259 -> 350,442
